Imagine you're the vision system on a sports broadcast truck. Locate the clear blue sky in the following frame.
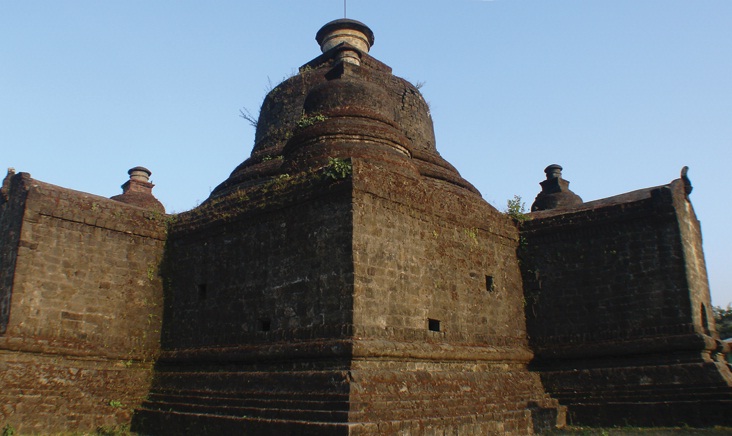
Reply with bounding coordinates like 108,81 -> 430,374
2,1 -> 731,305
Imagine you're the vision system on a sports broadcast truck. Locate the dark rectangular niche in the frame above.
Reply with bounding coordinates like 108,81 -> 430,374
485,275 -> 495,293
428,318 -> 441,332
259,319 -> 271,332
197,283 -> 207,301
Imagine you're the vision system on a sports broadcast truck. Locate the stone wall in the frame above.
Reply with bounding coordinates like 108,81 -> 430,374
522,184 -> 694,356
347,157 -> 564,433
675,184 -> 716,339
134,172 -> 359,434
352,158 -> 526,353
158,174 -> 354,349
133,153 -> 565,434
520,179 -> 732,426
0,172 -> 167,433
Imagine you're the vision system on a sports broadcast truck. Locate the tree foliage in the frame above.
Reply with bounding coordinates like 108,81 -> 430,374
505,195 -> 528,222
713,305 -> 732,339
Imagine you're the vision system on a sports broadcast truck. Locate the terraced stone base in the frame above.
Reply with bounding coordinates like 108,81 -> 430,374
538,356 -> 732,427
132,352 -> 565,435
133,410 -> 543,435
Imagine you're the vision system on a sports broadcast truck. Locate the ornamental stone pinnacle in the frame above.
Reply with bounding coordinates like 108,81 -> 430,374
316,18 -> 374,65
110,166 -> 165,212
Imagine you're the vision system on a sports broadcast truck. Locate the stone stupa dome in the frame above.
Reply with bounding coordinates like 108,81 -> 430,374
210,19 -> 477,200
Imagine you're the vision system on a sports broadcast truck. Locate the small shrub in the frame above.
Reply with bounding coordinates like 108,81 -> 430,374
296,113 -> 327,129
323,158 -> 352,180
146,263 -> 156,282
505,195 -> 528,222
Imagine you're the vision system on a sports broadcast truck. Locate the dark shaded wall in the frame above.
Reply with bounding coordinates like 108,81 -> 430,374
134,174 -> 358,435
0,172 -> 27,334
0,172 -> 167,434
520,180 -> 732,426
160,178 -> 354,350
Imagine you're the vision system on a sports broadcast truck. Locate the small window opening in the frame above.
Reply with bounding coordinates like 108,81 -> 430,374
428,318 -> 441,332
701,303 -> 711,336
197,284 -> 207,301
485,275 -> 495,293
259,319 -> 271,332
